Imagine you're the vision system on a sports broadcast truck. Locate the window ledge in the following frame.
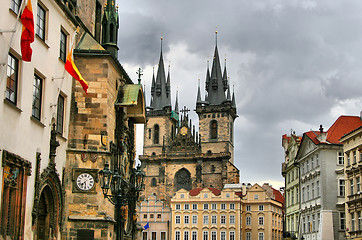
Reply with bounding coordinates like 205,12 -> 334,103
4,98 -> 22,112
9,8 -> 20,18
36,34 -> 50,48
57,132 -> 67,141
30,116 -> 46,127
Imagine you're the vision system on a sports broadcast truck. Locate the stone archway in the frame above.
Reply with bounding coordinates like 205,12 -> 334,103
37,186 -> 54,240
174,168 -> 192,191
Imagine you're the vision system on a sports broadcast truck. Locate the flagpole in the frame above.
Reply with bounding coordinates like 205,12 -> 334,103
0,0 -> 27,85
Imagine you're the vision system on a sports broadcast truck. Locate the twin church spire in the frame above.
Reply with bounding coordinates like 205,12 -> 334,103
197,32 -> 236,108
149,38 -> 174,111
148,33 -> 236,113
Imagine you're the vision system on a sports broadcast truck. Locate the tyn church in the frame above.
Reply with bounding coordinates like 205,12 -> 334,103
140,36 -> 240,204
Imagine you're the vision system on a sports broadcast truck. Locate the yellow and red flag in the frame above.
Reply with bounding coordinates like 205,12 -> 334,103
20,0 -> 34,62
65,50 -> 88,93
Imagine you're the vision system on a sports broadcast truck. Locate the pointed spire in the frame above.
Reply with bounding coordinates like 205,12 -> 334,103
222,57 -> 228,91
207,33 -> 226,105
226,78 -> 231,102
174,90 -> 179,113
205,59 -> 210,92
196,79 -> 202,105
151,67 -> 155,96
232,83 -> 236,108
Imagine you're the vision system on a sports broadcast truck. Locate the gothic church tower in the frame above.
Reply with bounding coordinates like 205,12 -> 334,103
196,32 -> 237,163
143,38 -> 179,156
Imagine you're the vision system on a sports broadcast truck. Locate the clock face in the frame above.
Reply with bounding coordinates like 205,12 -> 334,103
76,173 -> 95,191
180,126 -> 187,135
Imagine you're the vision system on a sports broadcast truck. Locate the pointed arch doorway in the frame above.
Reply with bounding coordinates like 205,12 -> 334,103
37,186 -> 54,240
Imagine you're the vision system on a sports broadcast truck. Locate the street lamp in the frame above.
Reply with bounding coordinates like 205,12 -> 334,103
99,95 -> 145,240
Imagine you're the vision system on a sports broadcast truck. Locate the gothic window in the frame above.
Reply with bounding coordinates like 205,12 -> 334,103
210,120 -> 218,139
175,168 -> 192,191
0,150 -> 31,239
151,178 -> 157,187
153,124 -> 159,144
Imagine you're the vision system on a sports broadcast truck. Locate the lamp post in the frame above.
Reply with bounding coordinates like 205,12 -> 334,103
99,99 -> 145,240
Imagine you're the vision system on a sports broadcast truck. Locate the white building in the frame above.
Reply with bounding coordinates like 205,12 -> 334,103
296,116 -> 362,240
0,0 -> 77,238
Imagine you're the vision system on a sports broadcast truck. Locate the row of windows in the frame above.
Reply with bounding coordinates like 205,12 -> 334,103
11,0 -> 68,61
286,168 -> 299,183
143,231 -> 167,240
350,211 -> 362,231
345,150 -> 362,166
349,176 -> 361,196
301,154 -> 319,175
175,231 -> 235,240
245,232 -> 266,240
175,203 -> 235,211
6,53 -> 65,133
286,187 -> 298,207
245,204 -> 264,211
245,216 -> 264,225
175,215 -> 236,225
301,181 -> 320,203
302,213 -> 320,233
143,213 -> 162,219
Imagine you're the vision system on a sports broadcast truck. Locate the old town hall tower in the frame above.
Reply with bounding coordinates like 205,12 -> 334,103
140,35 -> 239,204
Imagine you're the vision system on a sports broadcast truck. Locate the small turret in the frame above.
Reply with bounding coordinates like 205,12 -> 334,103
101,0 -> 119,57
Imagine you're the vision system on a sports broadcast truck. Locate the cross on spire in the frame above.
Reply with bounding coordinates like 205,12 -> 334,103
136,67 -> 143,84
180,106 -> 190,118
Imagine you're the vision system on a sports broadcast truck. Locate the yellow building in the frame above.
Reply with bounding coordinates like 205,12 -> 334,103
340,124 -> 362,239
241,183 -> 284,240
171,185 -> 242,240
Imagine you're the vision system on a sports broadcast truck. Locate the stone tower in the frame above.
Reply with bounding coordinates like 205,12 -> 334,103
196,32 -> 237,164
143,38 -> 179,157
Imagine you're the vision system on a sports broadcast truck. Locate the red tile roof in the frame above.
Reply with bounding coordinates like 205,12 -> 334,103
272,188 -> 284,204
327,116 -> 362,144
304,116 -> 362,145
189,187 -> 221,196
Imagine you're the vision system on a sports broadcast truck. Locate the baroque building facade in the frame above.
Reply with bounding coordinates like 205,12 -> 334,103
170,186 -> 242,240
241,183 -> 284,240
340,120 -> 362,239
140,37 -> 239,205
295,116 -> 362,240
138,194 -> 171,240
281,133 -> 302,239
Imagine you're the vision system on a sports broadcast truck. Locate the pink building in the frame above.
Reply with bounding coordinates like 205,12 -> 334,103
138,194 -> 171,240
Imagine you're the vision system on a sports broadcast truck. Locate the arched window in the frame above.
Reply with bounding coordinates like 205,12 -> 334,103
148,129 -> 151,139
153,125 -> 159,144
210,120 -> 218,139
151,178 -> 157,187
174,168 -> 192,191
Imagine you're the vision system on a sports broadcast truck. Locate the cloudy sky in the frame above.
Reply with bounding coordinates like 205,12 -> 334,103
116,0 -> 362,189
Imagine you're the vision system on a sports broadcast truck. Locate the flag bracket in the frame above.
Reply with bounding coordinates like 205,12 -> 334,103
52,77 -> 65,81
0,30 -> 16,35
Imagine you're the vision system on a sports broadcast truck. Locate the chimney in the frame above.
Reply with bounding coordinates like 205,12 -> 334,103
317,124 -> 327,142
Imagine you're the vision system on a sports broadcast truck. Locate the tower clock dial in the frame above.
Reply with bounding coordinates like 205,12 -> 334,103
76,173 -> 95,191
